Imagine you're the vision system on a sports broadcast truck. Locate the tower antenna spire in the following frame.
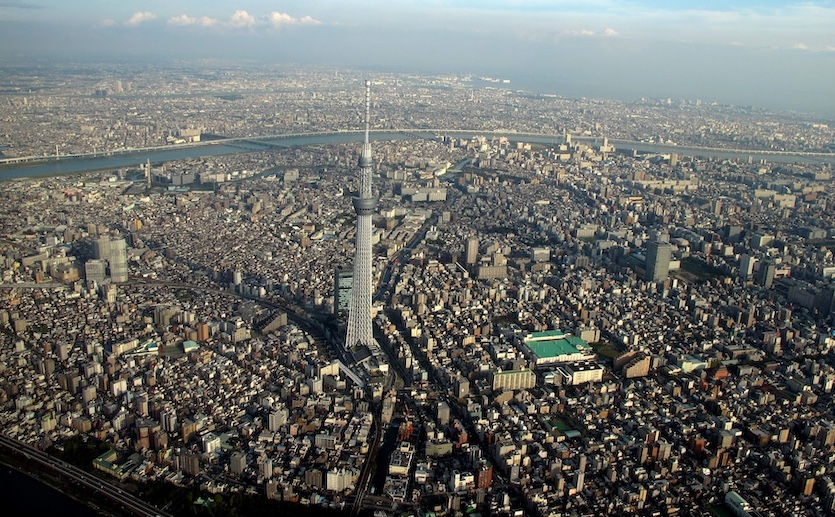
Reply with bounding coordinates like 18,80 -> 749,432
364,79 -> 371,145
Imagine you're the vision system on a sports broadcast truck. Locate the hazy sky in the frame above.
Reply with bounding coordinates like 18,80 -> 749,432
1,1 -> 834,116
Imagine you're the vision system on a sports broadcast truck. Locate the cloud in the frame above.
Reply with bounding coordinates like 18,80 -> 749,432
98,18 -> 115,27
602,27 -> 619,37
270,11 -> 322,28
165,10 -> 322,31
168,15 -> 196,26
228,10 -> 256,28
561,29 -> 600,37
299,16 -> 321,25
168,15 -> 219,27
792,43 -> 808,50
125,11 -> 157,27
198,16 -> 219,27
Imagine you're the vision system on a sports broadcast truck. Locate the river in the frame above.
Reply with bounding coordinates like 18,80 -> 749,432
1,130 -> 832,181
0,466 -> 99,517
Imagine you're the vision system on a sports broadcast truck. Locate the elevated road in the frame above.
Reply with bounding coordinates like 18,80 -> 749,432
0,433 -> 172,517
0,282 -> 62,289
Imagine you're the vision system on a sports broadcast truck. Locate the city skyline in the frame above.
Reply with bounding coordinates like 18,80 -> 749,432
1,61 -> 835,515
1,1 -> 834,116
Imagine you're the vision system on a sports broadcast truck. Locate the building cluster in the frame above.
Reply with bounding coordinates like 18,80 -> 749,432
0,69 -> 834,517
363,134 -> 835,516
0,270 -> 382,509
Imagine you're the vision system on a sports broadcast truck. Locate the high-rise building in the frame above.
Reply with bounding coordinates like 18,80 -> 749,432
345,81 -> 377,351
436,400 -> 450,426
756,259 -> 776,288
476,462 -> 493,490
101,284 -> 117,304
268,408 -> 288,431
93,235 -> 111,261
196,323 -> 210,342
260,457 -> 273,480
465,237 -> 479,265
739,254 -> 756,279
109,237 -> 129,283
334,265 -> 353,316
230,451 -> 246,476
84,259 -> 107,286
645,240 -> 673,282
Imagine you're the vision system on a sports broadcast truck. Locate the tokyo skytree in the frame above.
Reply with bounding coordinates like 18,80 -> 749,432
345,80 -> 377,351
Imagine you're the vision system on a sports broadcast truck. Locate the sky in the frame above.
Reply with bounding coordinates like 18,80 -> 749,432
1,0 -> 834,116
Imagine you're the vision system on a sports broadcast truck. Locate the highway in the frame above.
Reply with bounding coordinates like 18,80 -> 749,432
0,433 -> 172,517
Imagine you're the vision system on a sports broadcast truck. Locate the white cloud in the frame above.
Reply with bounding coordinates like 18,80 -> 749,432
228,10 -> 256,28
602,27 -> 619,37
270,11 -> 322,28
562,29 -> 597,37
125,11 -> 157,27
270,12 -> 294,27
163,10 -> 321,31
792,43 -> 808,50
168,15 -> 196,26
198,16 -> 219,27
299,16 -> 321,25
98,18 -> 115,27
168,15 -> 219,28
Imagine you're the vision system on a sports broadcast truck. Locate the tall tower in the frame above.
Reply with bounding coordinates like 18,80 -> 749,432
345,80 -> 377,351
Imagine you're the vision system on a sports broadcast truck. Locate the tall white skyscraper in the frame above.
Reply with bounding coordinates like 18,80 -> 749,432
345,81 -> 377,351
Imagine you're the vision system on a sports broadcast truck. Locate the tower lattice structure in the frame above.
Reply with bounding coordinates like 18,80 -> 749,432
345,80 -> 377,351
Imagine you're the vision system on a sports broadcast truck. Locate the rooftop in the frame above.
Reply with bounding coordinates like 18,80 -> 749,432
523,334 -> 585,359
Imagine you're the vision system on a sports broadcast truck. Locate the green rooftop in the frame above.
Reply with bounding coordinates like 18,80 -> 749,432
525,338 -> 580,358
523,330 -> 591,359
